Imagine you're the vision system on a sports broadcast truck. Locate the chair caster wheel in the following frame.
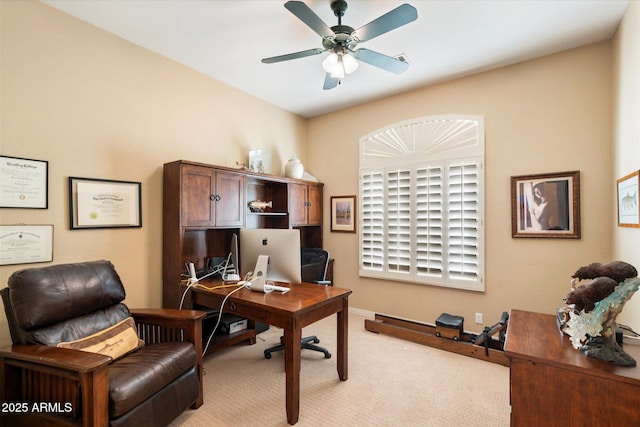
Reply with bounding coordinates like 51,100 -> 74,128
324,352 -> 331,359
264,352 -> 272,359
313,338 -> 320,344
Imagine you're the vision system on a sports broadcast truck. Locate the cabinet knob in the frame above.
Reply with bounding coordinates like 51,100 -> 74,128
210,194 -> 221,202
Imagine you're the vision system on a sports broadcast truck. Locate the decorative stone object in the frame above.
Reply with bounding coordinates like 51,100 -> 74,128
284,155 -> 304,179
558,260 -> 639,366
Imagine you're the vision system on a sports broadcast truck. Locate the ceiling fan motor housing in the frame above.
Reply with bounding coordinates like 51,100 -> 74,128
331,0 -> 348,18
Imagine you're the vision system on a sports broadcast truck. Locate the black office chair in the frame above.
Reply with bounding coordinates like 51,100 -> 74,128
264,248 -> 332,359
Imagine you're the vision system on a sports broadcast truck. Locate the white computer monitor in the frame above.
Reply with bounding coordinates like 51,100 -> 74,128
239,228 -> 301,283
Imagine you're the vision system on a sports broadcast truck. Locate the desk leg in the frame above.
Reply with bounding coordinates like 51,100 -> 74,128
337,297 -> 349,381
284,321 -> 302,425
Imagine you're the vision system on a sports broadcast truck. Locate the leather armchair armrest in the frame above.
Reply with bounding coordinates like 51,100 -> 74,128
0,344 -> 111,372
130,308 -> 207,322
129,308 -> 206,409
0,344 -> 110,427
130,308 -> 206,345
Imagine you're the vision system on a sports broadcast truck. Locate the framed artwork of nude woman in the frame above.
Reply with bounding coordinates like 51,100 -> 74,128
511,171 -> 581,239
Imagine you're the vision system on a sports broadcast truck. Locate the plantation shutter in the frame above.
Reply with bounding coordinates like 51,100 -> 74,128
387,169 -> 412,275
359,115 -> 484,291
415,166 -> 443,282
447,161 -> 481,284
360,170 -> 385,272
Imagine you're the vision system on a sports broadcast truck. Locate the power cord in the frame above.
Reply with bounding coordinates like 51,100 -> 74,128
201,283 -> 249,356
177,273 -> 251,356
618,323 -> 640,345
178,281 -> 241,310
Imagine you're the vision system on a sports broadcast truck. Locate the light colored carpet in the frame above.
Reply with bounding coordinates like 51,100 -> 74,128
170,312 -> 510,427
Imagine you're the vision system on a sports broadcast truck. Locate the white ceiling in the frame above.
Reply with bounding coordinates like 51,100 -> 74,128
42,0 -> 628,118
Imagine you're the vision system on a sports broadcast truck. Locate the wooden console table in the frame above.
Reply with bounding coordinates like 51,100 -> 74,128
504,309 -> 640,426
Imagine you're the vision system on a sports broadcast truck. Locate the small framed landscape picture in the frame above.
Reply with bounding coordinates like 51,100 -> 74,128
617,170 -> 640,228
331,195 -> 356,233
511,171 -> 581,239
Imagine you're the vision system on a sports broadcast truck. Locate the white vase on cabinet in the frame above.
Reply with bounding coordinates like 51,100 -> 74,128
285,155 -> 304,179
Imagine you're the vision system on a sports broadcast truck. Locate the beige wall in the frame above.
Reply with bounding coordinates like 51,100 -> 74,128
308,41 -> 614,332
1,0 -> 636,348
613,1 -> 640,328
0,1 -> 306,346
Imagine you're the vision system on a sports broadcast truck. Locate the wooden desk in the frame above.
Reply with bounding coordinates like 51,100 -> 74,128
192,281 -> 352,425
504,309 -> 640,426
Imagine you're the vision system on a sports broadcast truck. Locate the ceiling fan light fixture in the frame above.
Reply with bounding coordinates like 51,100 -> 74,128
330,63 -> 345,79
322,52 -> 339,73
323,50 -> 357,79
342,52 -> 359,74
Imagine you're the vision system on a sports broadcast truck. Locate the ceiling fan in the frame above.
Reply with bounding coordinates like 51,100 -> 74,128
261,0 -> 418,90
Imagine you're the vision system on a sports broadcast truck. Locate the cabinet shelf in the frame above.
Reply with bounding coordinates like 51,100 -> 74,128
246,212 -> 288,216
205,329 -> 257,356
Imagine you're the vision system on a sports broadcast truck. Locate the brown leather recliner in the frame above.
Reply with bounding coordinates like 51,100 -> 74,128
0,260 -> 205,427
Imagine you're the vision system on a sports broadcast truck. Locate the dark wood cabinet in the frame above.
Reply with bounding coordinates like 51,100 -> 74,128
505,309 -> 640,426
163,159 -> 325,310
289,182 -> 322,226
181,164 -> 244,227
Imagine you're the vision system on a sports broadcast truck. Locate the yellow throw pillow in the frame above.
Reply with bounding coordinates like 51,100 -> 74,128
57,317 -> 144,361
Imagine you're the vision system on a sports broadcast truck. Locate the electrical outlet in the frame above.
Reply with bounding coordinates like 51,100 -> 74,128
475,313 -> 483,324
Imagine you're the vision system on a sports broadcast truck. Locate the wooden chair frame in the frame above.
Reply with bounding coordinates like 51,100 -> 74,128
0,309 -> 205,427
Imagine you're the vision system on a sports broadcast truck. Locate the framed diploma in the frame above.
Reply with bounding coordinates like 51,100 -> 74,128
0,225 -> 54,265
69,177 -> 142,229
0,155 -> 49,209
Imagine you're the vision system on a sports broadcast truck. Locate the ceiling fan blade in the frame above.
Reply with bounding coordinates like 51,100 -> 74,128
355,48 -> 410,74
262,48 -> 325,64
352,3 -> 418,43
323,73 -> 339,90
285,1 -> 334,38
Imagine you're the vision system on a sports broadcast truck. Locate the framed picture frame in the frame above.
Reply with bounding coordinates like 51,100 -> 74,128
69,177 -> 142,230
0,155 -> 48,209
511,171 -> 580,239
0,224 -> 53,265
331,195 -> 356,233
616,170 -> 640,228
248,149 -> 272,174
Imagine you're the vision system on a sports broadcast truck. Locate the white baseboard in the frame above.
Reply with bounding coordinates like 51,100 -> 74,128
349,307 -> 375,318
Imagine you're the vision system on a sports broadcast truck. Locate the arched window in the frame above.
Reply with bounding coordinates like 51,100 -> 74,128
359,115 -> 485,291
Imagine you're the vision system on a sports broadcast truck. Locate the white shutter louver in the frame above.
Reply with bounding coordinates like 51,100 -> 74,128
387,170 -> 411,274
415,166 -> 443,280
447,162 -> 480,282
360,171 -> 385,272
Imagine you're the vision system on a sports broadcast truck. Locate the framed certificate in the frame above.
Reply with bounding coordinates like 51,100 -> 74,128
0,225 -> 54,265
69,177 -> 142,229
0,155 -> 48,209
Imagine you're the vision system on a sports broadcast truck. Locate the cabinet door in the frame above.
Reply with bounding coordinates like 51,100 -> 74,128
307,184 -> 322,225
215,171 -> 245,227
289,183 -> 308,226
182,165 -> 216,227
